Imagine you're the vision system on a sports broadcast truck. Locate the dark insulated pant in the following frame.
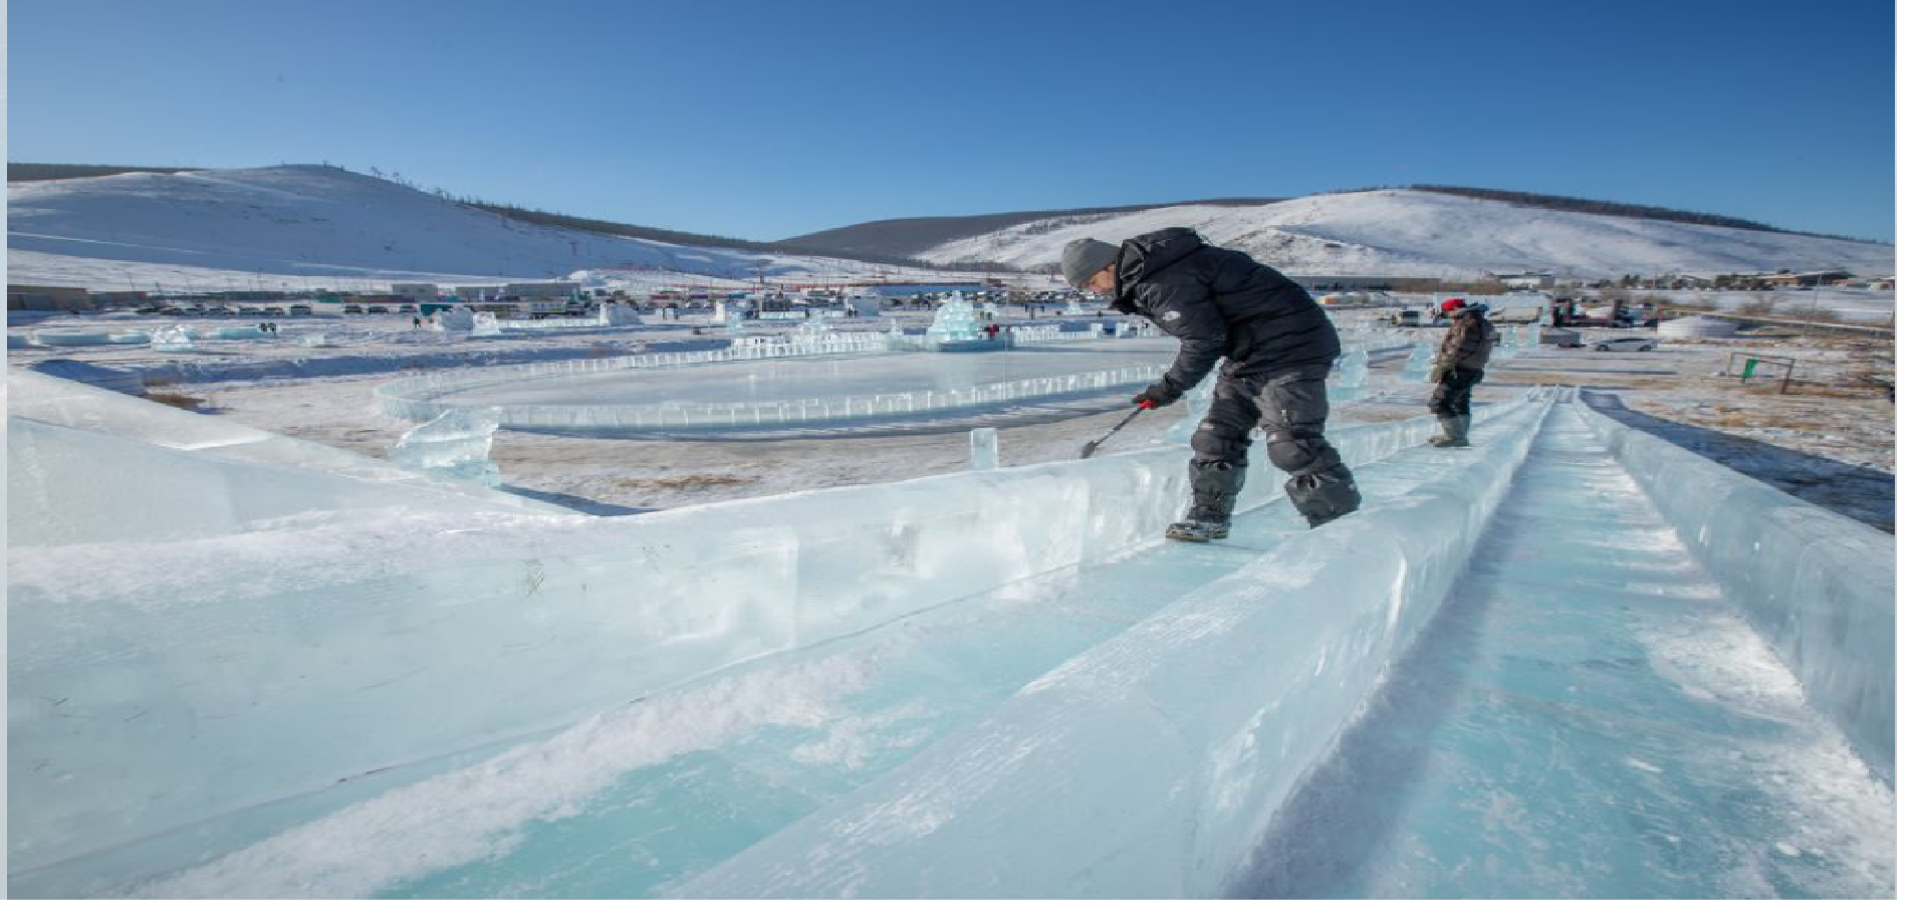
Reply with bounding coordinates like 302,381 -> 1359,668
1187,366 -> 1361,526
1427,367 -> 1485,418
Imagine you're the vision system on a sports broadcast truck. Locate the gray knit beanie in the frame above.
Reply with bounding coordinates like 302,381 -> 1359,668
1060,238 -> 1121,287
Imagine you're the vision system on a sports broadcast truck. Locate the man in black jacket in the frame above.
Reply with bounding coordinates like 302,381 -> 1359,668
1062,228 -> 1361,539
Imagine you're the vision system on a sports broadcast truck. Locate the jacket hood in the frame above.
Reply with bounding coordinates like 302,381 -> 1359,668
1114,227 -> 1206,313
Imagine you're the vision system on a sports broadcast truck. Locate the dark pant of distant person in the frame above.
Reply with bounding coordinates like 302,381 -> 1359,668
1427,366 -> 1484,418
1187,365 -> 1361,528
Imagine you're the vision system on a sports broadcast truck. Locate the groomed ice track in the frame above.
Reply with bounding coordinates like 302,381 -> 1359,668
7,379 -> 1894,898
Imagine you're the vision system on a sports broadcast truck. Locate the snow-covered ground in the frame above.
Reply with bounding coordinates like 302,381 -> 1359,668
916,189 -> 1896,280
9,305 -> 1890,529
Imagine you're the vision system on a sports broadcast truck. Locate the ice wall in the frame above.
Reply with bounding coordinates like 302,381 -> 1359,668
8,402 -> 1531,883
678,398 -> 1556,898
7,371 -> 562,516
1575,396 -> 1896,785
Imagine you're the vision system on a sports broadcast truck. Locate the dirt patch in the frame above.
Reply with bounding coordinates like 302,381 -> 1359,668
143,391 -> 210,411
617,474 -> 758,491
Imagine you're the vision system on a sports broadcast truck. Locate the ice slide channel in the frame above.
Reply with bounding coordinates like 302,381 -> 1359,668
11,395 -> 1541,897
18,391 -> 1893,897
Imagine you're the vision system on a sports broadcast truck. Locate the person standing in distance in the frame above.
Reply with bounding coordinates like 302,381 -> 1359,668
1062,229 -> 1361,540
1426,297 -> 1497,447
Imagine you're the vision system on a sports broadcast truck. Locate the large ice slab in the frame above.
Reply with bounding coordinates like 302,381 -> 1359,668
678,399 -> 1556,898
388,407 -> 503,487
7,370 -> 564,516
8,402 -> 1523,885
1576,394 -> 1896,785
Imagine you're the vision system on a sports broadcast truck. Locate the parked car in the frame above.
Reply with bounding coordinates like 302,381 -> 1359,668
157,307 -> 187,316
262,306 -> 286,316
343,305 -> 365,315
238,306 -> 263,315
366,305 -> 390,314
1592,337 -> 1658,352
136,305 -> 167,315
289,304 -> 314,316
207,307 -> 236,317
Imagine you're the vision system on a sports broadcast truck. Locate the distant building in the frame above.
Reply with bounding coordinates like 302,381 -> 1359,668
448,281 -> 579,301
1495,272 -> 1557,290
390,282 -> 441,302
451,285 -> 500,301
1754,270 -> 1853,289
1290,274 -> 1454,293
92,290 -> 150,308
8,284 -> 92,311
501,281 -> 581,300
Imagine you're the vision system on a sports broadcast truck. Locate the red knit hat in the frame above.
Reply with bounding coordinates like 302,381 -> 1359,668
1441,298 -> 1467,313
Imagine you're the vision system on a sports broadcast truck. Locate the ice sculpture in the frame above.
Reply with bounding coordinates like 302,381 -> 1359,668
1065,297 -> 1088,315
711,302 -> 733,326
298,331 -> 334,348
471,311 -> 504,337
150,324 -> 196,352
926,296 -> 988,343
969,427 -> 999,469
435,307 -> 476,331
1524,320 -> 1541,348
795,317 -> 833,342
387,407 -> 504,487
598,303 -> 642,326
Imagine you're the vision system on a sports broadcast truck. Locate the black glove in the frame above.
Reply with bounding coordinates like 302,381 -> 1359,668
1132,383 -> 1181,410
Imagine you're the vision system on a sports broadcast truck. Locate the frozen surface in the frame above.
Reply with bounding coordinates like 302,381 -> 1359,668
6,381 -> 1893,898
430,342 -> 1176,408
1576,399 -> 1895,785
1234,405 -> 1895,898
8,397 -> 1498,894
41,404 -> 1542,900
6,370 -> 563,520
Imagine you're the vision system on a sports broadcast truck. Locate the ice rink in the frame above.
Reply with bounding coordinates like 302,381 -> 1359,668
429,340 -> 1178,408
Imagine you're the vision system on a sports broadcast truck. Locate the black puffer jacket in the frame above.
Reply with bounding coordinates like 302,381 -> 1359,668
1114,227 -> 1340,397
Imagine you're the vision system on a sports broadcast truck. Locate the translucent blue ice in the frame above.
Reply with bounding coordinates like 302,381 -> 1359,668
6,378 -> 1894,899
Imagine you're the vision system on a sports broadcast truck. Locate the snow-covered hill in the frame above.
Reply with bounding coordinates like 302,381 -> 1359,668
10,168 -> 1893,292
6,166 -> 934,291
915,190 -> 1895,278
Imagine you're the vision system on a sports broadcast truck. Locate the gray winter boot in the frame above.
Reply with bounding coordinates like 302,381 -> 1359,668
1429,415 -> 1470,448
1167,460 -> 1246,543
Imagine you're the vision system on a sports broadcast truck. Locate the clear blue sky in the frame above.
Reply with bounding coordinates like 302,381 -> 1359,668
10,0 -> 1895,242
